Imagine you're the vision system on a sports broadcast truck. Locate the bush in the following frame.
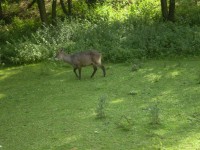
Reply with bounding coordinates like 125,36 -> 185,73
1,0 -> 200,64
176,1 -> 200,25
1,19 -> 200,64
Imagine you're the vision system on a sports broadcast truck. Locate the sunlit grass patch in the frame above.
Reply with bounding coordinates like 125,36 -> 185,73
0,67 -> 21,81
0,93 -> 5,100
145,73 -> 162,83
110,98 -> 124,104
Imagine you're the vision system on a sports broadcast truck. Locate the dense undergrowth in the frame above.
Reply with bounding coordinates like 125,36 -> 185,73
0,0 -> 200,64
1,20 -> 200,64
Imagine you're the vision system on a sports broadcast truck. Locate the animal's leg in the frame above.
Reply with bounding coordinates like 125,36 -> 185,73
73,68 -> 79,78
91,65 -> 97,78
78,67 -> 82,80
100,65 -> 106,77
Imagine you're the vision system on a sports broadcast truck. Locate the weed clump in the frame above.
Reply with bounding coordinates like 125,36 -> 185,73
116,115 -> 134,131
149,104 -> 160,126
96,95 -> 107,119
128,90 -> 138,96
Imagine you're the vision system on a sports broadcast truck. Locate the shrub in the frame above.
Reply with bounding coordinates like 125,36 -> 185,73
1,0 -> 200,64
176,1 -> 200,25
2,19 -> 200,64
149,103 -> 160,126
96,95 -> 107,119
116,115 -> 134,131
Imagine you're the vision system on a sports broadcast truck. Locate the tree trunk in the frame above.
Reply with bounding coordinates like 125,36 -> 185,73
168,0 -> 175,21
37,0 -> 48,24
160,0 -> 168,21
60,0 -> 68,16
0,0 -> 3,20
52,0 -> 57,25
194,0 -> 198,5
67,0 -> 72,16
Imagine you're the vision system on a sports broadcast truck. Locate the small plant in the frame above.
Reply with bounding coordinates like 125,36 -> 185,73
96,96 -> 107,119
131,59 -> 142,72
128,90 -> 138,96
117,115 -> 134,131
153,76 -> 160,83
149,103 -> 160,126
131,64 -> 140,72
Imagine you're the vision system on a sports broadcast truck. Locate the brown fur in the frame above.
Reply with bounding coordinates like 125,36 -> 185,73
55,50 -> 106,79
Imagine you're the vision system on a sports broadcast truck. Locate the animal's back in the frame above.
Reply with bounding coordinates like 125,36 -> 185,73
71,50 -> 101,67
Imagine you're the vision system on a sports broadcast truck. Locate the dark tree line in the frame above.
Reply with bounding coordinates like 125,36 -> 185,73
6,0 -> 72,25
2,0 -> 198,25
31,0 -> 96,25
34,0 -> 72,25
35,0 -> 177,24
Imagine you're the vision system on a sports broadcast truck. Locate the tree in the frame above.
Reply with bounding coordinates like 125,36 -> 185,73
168,0 -> 175,21
60,0 -> 68,15
67,0 -> 72,16
160,0 -> 176,22
52,0 -> 57,25
161,0 -> 168,21
37,0 -> 48,24
0,0 -> 3,20
60,0 -> 72,16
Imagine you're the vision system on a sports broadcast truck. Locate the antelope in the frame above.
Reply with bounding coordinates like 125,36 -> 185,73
55,49 -> 106,80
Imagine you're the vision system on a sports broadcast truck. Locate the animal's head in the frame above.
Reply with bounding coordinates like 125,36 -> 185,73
55,49 -> 66,60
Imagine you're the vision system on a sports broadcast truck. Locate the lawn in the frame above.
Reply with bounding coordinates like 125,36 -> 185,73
0,60 -> 200,150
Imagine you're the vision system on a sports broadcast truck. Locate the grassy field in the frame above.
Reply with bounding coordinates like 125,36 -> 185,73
0,60 -> 200,150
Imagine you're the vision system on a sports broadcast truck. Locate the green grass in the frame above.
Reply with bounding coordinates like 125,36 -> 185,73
1,60 -> 200,150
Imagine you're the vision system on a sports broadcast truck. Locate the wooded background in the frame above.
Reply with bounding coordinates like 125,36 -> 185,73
0,0 -> 200,64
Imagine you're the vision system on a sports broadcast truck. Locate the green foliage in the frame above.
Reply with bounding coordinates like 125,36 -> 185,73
176,0 -> 200,25
3,40 -> 50,64
1,19 -> 200,64
1,0 -> 200,64
130,0 -> 160,22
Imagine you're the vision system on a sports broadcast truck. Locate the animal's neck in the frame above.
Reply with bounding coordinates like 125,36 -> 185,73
63,54 -> 72,65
